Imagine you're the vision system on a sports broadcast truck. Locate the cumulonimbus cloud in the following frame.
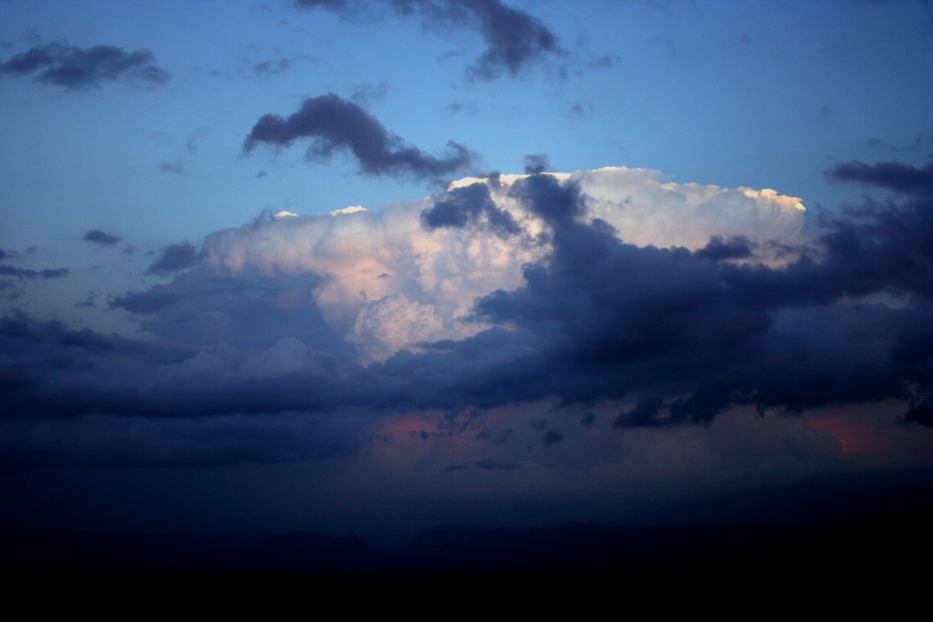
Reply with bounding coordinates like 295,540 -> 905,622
243,93 -> 474,180
5,164 -> 933,459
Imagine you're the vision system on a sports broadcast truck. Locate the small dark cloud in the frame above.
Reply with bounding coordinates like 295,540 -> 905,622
462,0 -> 563,80
159,161 -> 185,176
541,429 -> 563,445
295,0 -> 562,81
566,102 -> 592,118
0,41 -> 169,90
579,412 -> 595,428
588,54 -> 616,69
0,265 -> 69,280
420,182 -> 520,235
523,153 -> 550,174
828,159 -> 933,196
252,58 -> 292,76
244,93 -> 474,181
82,229 -> 121,246
146,243 -> 199,276
445,101 -> 477,115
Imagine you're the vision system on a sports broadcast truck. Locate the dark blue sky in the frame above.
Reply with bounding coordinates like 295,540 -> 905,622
1,0 -> 932,546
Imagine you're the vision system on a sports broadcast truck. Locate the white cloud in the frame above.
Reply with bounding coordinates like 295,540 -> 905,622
203,166 -> 810,360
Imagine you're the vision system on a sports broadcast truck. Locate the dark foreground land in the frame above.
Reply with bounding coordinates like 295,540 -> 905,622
2,511 -> 931,584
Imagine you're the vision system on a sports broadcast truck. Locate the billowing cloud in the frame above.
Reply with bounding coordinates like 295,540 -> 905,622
82,229 -> 121,246
243,93 -> 474,180
295,0 -> 561,80
200,166 -> 810,360
4,164 -> 933,478
0,41 -> 169,89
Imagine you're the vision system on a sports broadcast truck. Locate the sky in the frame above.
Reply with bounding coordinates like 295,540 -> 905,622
1,0 -> 933,549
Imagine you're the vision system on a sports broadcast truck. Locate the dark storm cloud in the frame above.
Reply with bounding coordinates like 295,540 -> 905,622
614,397 -> 664,428
828,159 -> 933,196
420,182 -> 519,235
399,171 -> 933,422
1,309 -> 117,353
146,243 -> 200,275
243,93 -> 473,180
295,0 -> 561,80
82,229 -> 121,246
695,235 -> 753,262
0,41 -> 169,90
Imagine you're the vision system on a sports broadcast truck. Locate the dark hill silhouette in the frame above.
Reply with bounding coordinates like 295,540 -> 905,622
3,511 -> 931,581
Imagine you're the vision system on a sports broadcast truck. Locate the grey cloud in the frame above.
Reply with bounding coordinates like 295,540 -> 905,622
828,159 -> 933,196
0,265 -> 69,280
0,41 -> 169,90
82,229 -> 121,246
296,0 -> 562,80
146,243 -> 200,275
420,182 -> 520,235
244,93 -> 473,180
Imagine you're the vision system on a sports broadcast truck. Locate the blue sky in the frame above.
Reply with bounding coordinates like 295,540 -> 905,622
3,0 -> 931,257
1,0 -> 933,548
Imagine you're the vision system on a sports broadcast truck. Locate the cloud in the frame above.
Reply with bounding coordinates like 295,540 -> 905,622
0,41 -> 169,89
295,0 -> 562,80
694,235 -> 753,262
243,93 -> 474,181
146,243 -> 200,275
82,229 -> 121,246
1,309 -> 117,354
828,159 -> 933,196
5,164 -> 933,456
0,265 -> 69,280
420,181 -> 520,236
523,153 -> 550,174
458,0 -> 562,80
252,58 -> 292,76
